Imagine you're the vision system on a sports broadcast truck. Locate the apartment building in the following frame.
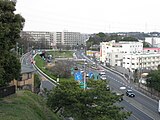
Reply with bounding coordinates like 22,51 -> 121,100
122,53 -> 160,72
21,31 -> 89,48
145,37 -> 160,47
21,31 -> 53,47
100,40 -> 143,66
143,48 -> 160,53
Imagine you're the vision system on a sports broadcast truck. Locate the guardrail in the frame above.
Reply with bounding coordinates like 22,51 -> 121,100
32,53 -> 59,85
100,64 -> 129,83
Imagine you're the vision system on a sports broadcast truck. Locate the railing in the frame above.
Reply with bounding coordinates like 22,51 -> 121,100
32,53 -> 59,86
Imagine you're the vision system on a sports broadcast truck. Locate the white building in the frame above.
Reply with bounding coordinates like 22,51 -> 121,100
100,40 -> 143,66
145,37 -> 160,47
21,31 -> 89,48
122,53 -> 160,72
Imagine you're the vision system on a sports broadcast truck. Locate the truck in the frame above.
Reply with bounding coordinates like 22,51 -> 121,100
158,100 -> 160,113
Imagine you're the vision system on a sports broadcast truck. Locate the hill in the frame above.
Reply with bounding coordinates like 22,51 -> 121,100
0,90 -> 60,120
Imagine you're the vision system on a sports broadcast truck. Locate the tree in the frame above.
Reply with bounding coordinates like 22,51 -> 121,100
18,31 -> 35,53
47,79 -> 131,120
0,0 -> 25,87
121,37 -> 138,42
146,70 -> 160,92
50,60 -> 74,78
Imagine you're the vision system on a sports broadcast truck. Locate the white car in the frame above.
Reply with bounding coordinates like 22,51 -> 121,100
100,75 -> 107,80
99,71 -> 106,76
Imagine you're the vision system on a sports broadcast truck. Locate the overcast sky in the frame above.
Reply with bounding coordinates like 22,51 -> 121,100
15,0 -> 160,34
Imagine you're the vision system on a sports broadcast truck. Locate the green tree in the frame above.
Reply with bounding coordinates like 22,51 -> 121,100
146,70 -> 160,92
121,37 -> 138,42
0,0 -> 25,87
47,79 -> 131,120
34,74 -> 41,93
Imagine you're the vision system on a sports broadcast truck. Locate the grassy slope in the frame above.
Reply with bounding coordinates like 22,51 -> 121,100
0,90 -> 60,120
34,51 -> 75,81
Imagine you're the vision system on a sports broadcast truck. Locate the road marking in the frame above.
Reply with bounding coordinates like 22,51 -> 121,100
124,108 -> 140,120
124,98 -> 155,120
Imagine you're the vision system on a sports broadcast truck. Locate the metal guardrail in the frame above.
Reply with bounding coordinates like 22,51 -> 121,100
101,64 -> 129,83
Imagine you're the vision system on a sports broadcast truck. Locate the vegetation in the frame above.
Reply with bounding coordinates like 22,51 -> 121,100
0,0 -> 25,87
47,79 -> 131,120
0,90 -> 60,120
50,60 -> 74,78
46,51 -> 74,58
34,55 -> 57,80
34,51 -> 75,81
34,74 -> 41,93
86,32 -> 139,50
146,69 -> 160,92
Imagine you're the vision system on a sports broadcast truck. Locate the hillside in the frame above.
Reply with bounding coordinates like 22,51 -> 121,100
0,90 -> 60,120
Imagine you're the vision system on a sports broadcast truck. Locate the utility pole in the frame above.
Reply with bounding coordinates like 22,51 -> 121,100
83,60 -> 87,90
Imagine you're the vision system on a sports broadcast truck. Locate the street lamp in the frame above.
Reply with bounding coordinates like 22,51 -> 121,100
83,61 -> 87,90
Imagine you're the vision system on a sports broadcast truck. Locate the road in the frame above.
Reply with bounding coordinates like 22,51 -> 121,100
76,50 -> 160,120
21,52 -> 56,91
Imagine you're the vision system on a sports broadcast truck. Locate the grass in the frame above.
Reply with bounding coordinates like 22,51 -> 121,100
0,90 -> 61,120
34,51 -> 75,81
34,55 -> 57,80
47,51 -> 74,58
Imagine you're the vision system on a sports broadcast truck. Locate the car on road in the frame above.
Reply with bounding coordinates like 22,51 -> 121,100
99,70 -> 106,76
126,90 -> 135,98
116,92 -> 124,101
100,75 -> 107,80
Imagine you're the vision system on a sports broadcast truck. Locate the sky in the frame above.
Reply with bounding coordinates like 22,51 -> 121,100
15,0 -> 160,34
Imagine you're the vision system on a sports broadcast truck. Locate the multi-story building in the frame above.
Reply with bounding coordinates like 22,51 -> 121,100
21,31 -> 89,48
122,53 -> 160,72
145,37 -> 160,47
100,40 -> 143,66
21,31 -> 53,47
143,47 -> 160,54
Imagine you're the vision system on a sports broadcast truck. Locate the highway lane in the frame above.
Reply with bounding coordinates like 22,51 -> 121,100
105,70 -> 159,120
76,50 -> 159,120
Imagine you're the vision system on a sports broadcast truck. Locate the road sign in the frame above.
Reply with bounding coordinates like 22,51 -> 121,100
74,71 -> 83,81
88,72 -> 93,79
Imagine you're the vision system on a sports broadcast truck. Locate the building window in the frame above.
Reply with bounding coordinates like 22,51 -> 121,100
132,63 -> 135,65
115,55 -> 118,58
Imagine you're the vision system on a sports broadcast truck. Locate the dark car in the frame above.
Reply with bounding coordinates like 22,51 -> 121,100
126,90 -> 135,97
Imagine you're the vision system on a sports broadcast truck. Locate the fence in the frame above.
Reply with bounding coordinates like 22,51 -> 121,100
0,85 -> 16,98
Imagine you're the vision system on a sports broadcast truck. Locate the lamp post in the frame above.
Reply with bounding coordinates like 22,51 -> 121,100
84,60 -> 87,90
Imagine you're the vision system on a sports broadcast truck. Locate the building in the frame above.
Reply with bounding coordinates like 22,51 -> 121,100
21,31 -> 89,48
145,37 -> 160,47
100,40 -> 143,66
122,53 -> 160,72
11,65 -> 35,92
21,31 -> 53,48
143,47 -> 160,54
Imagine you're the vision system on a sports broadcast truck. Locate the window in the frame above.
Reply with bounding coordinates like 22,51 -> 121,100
115,55 -> 118,58
132,63 -> 135,65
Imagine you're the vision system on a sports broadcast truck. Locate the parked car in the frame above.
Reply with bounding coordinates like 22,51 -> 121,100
126,90 -> 135,97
